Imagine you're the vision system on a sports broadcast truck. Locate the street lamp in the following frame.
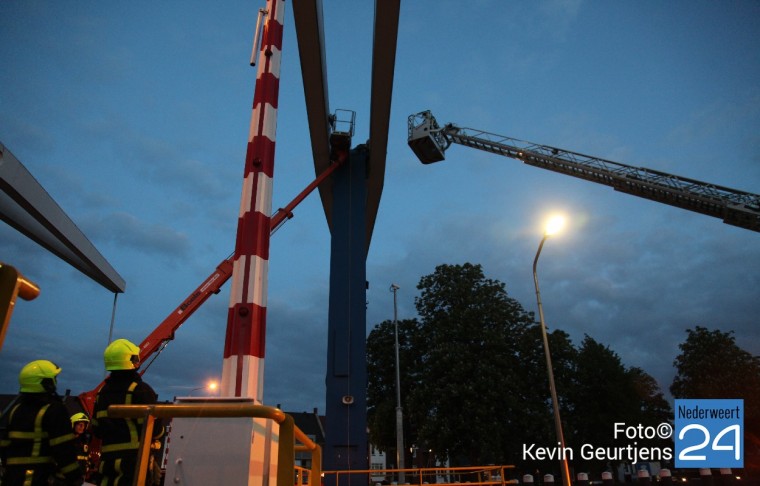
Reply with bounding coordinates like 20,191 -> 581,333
190,380 -> 218,396
532,215 -> 571,486
390,283 -> 405,484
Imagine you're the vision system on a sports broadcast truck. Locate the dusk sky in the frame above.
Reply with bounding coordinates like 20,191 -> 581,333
1,1 -> 759,414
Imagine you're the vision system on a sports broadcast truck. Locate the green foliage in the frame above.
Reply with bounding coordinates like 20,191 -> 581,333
566,336 -> 636,449
563,337 -> 672,475
670,326 -> 760,400
367,317 -> 420,452
626,366 -> 671,425
366,262 -> 672,474
670,326 -> 760,476
411,263 -> 538,465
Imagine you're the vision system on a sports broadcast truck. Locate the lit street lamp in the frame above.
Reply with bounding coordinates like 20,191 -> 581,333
390,283 -> 405,484
532,215 -> 572,486
190,380 -> 218,396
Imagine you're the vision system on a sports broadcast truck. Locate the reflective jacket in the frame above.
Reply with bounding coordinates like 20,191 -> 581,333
73,431 -> 93,478
91,370 -> 163,455
0,393 -> 83,486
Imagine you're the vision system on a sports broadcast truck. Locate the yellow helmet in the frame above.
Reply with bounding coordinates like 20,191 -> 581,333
19,360 -> 61,393
104,338 -> 140,371
70,412 -> 90,426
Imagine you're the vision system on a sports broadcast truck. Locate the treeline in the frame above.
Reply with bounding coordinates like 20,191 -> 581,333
366,263 -> 760,478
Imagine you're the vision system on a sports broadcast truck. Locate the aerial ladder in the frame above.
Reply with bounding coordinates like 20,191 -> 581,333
408,110 -> 760,233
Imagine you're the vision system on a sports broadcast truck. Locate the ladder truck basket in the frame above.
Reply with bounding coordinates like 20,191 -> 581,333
408,111 -> 449,164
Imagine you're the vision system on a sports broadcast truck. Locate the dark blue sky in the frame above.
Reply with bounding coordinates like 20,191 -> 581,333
1,1 -> 759,413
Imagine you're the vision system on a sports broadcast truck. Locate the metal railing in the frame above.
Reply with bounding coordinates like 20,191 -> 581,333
325,464 -> 517,486
108,402 -> 322,486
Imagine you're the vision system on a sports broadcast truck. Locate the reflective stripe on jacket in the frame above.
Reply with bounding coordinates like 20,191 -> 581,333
92,370 -> 163,456
0,393 -> 83,485
96,382 -> 141,453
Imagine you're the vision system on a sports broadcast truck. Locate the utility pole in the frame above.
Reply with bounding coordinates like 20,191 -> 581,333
390,283 -> 405,484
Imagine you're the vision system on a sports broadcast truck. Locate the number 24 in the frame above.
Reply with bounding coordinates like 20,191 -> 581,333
678,424 -> 741,461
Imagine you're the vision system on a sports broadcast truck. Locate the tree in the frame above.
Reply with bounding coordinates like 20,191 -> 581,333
566,336 -> 638,451
513,324 -> 577,476
626,367 -> 671,427
366,262 -> 672,476
366,318 -> 420,458
563,337 -> 673,475
671,327 -> 760,399
671,326 -> 760,476
409,263 -> 541,466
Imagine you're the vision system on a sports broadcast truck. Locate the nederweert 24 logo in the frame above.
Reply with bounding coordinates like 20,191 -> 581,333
675,399 -> 743,468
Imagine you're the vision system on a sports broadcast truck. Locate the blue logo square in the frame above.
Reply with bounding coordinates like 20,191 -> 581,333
674,399 -> 743,468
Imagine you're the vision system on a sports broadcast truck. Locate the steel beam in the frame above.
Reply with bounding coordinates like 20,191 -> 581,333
292,4 -> 401,483
292,0 -> 333,230
366,0 -> 400,250
324,147 -> 369,486
0,141 -> 125,293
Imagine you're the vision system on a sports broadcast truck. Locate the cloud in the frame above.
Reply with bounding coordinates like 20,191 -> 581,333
2,1 -> 759,424
666,92 -> 760,147
262,293 -> 331,412
80,212 -> 190,258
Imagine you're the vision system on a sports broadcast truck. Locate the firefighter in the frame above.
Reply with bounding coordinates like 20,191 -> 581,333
0,360 -> 84,485
92,338 -> 163,486
70,412 -> 93,479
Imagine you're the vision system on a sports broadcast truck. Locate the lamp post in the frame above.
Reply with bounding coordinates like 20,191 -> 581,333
532,216 -> 571,486
390,283 -> 405,484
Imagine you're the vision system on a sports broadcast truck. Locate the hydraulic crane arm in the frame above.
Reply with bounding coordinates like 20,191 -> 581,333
408,110 -> 760,233
78,155 -> 348,414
